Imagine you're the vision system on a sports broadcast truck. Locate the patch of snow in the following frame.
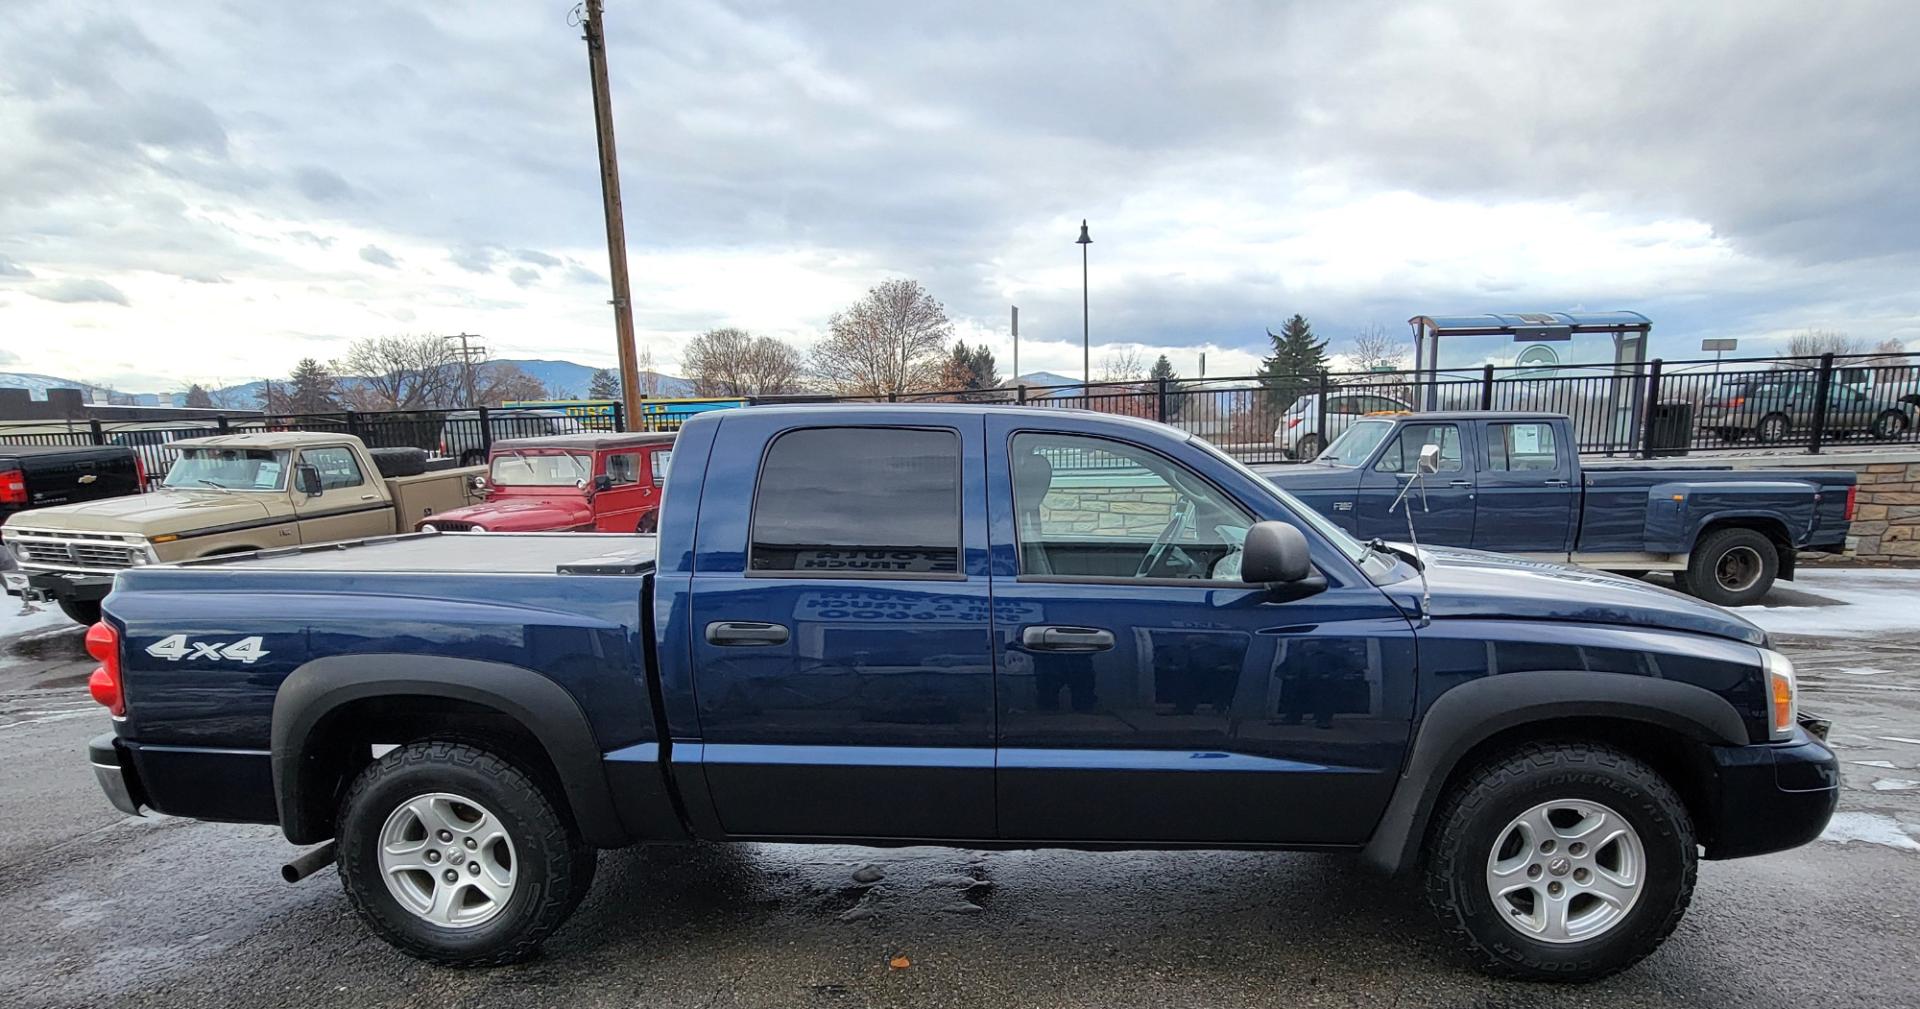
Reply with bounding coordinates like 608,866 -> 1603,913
1839,668 -> 1894,676
1852,760 -> 1902,769
1878,736 -> 1920,746
1871,779 -> 1920,792
1820,811 -> 1920,852
1734,569 -> 1920,637
0,601 -> 78,642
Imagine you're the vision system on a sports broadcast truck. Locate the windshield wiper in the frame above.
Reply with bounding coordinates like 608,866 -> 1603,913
197,479 -> 231,495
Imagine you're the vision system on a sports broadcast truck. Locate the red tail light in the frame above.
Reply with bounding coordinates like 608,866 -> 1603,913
86,622 -> 125,716
1286,417 -> 1302,430
1845,485 -> 1858,521
0,467 -> 23,505
1727,396 -> 1745,409
134,453 -> 148,491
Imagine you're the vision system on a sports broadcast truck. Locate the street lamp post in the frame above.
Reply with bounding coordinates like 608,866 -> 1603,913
1076,220 -> 1092,388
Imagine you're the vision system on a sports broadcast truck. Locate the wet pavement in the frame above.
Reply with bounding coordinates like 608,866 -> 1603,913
3,592 -> 1918,1009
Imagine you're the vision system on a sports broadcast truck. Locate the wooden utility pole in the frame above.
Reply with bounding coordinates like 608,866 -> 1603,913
582,0 -> 643,425
446,332 -> 485,407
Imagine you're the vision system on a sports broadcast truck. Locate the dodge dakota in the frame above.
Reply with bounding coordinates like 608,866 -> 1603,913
1262,412 -> 1855,605
82,405 -> 1835,980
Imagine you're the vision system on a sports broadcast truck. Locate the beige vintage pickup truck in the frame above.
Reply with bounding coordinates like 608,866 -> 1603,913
2,432 -> 481,623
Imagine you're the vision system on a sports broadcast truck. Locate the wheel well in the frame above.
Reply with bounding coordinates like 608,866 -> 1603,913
1425,716 -> 1720,855
294,694 -> 572,841
1696,517 -> 1794,579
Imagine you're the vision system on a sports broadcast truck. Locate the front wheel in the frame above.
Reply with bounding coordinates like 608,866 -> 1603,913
1684,527 -> 1778,606
1873,410 -> 1911,440
1424,742 -> 1696,981
1293,433 -> 1325,459
336,741 -> 595,966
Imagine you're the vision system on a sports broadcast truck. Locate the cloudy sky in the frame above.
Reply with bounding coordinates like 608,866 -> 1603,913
2,0 -> 1917,392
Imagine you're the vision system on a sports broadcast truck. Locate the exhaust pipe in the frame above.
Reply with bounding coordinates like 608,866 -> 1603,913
281,841 -> 337,883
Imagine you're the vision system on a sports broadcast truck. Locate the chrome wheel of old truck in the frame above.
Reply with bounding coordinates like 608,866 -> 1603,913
1485,799 -> 1645,944
378,792 -> 518,928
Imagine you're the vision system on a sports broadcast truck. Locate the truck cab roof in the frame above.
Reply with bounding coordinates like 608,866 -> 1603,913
168,431 -> 362,450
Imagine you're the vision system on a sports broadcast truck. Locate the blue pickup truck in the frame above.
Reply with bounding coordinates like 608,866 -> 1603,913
1262,412 -> 1856,606
82,405 -> 1836,980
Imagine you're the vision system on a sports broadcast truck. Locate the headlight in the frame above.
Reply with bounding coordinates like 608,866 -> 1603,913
420,523 -> 438,533
1762,648 -> 1798,740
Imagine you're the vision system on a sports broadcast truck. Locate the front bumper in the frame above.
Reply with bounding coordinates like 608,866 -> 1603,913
9,570 -> 113,603
89,733 -> 148,818
1702,714 -> 1839,860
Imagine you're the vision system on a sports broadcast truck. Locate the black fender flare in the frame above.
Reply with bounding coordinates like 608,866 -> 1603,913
271,654 -> 630,847
1361,670 -> 1749,874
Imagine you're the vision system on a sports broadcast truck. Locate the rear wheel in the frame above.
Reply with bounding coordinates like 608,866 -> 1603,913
1684,527 -> 1778,607
636,511 -> 657,534
460,450 -> 486,467
1873,410 -> 1910,440
1294,433 -> 1325,459
1424,742 -> 1696,981
56,599 -> 101,625
336,741 -> 594,966
1757,413 -> 1791,443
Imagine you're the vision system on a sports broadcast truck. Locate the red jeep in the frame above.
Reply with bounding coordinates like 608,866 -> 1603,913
416,432 -> 674,534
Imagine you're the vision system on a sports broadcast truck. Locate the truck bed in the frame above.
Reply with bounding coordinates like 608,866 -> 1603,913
175,531 -> 657,575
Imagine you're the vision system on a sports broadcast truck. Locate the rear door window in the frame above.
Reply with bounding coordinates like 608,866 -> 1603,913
302,447 -> 365,490
749,427 -> 961,577
1487,422 -> 1559,472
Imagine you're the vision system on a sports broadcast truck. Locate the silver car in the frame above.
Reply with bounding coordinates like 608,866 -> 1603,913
1700,377 -> 1918,443
1274,391 -> 1412,459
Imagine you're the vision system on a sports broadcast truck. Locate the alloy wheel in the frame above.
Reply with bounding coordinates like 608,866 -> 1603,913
1485,799 -> 1646,944
377,792 -> 518,928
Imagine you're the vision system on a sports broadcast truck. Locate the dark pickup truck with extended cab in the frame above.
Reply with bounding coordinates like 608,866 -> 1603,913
1262,412 -> 1855,605
82,405 -> 1835,980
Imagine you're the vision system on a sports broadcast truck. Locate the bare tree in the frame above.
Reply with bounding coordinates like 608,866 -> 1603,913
473,363 -> 548,406
636,344 -> 661,397
1347,323 -> 1409,372
1098,346 -> 1147,383
810,279 -> 952,396
1784,329 -> 1860,359
684,328 -> 805,397
330,334 -> 461,410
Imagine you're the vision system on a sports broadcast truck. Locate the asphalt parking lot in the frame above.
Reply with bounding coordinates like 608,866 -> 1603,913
3,570 -> 1918,1009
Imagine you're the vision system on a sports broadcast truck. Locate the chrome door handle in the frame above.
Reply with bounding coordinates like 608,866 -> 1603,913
705,621 -> 790,646
1543,478 -> 1568,486
1021,625 -> 1115,652
1448,479 -> 1473,487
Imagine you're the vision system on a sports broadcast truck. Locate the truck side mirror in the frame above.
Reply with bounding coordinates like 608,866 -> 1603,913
1417,443 -> 1442,475
1240,521 -> 1313,584
470,474 -> 488,493
593,474 -> 613,492
296,465 -> 323,497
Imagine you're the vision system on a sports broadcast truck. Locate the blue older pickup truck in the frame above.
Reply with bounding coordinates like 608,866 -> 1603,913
82,405 -> 1835,980
1262,412 -> 1856,606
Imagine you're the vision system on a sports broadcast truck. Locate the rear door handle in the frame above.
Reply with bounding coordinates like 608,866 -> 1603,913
1021,625 -> 1115,652
1447,479 -> 1473,487
705,621 -> 790,646
1543,478 -> 1569,486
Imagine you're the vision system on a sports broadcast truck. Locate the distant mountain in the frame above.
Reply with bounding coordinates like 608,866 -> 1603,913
0,372 -> 113,400
1004,371 -> 1082,389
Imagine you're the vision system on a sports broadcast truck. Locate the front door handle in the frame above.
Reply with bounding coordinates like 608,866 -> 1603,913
1543,478 -> 1569,486
1447,479 -> 1473,487
1021,625 -> 1115,652
705,621 -> 790,646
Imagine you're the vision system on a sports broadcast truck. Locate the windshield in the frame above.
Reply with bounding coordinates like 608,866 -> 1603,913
1318,419 -> 1394,466
1187,435 -> 1399,582
489,451 -> 594,487
162,448 -> 291,491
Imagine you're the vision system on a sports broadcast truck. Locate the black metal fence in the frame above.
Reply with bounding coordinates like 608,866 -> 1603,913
794,350 -> 1920,464
6,352 -> 1919,479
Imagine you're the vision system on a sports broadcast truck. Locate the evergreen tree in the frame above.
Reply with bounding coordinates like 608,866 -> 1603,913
939,341 -> 1000,393
1259,314 -> 1328,411
286,358 -> 340,414
588,368 -> 621,401
1148,354 -> 1181,420
183,384 -> 214,409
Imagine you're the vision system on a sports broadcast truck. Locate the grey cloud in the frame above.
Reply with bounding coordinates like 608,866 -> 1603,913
0,348 -> 19,365
359,244 -> 399,268
451,245 -> 502,273
293,166 -> 354,202
507,266 -> 540,287
565,263 -> 605,287
288,230 -> 334,249
514,249 -> 562,268
0,255 -> 32,278
31,277 -> 130,306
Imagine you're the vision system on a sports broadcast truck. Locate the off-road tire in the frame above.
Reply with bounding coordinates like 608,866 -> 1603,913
57,599 -> 101,625
336,741 -> 594,966
1424,742 -> 1696,982
1684,527 -> 1778,607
